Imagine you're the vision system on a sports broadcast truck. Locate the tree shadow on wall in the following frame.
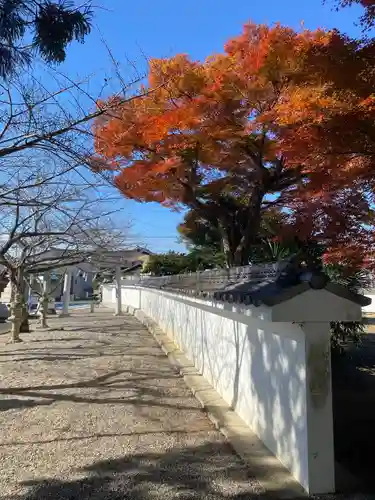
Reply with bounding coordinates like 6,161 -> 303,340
236,315 -> 375,494
246,322 -> 307,488
175,297 -> 373,496
193,301 -> 304,470
169,300 -> 304,474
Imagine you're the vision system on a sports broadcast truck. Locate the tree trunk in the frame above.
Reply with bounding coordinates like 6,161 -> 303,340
39,293 -> 49,328
8,281 -> 23,343
218,215 -> 244,268
39,272 -> 50,328
233,244 -> 247,267
233,187 -> 265,266
20,299 -> 30,333
220,229 -> 233,268
20,278 -> 30,333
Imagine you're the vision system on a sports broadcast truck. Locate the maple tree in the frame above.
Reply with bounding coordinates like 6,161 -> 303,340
271,28 -> 375,267
94,22 -> 375,267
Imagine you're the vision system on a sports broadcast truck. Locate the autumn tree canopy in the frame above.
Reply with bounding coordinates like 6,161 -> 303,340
94,21 -> 375,267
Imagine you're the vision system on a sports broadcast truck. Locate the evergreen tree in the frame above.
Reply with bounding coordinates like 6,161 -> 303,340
0,0 -> 92,78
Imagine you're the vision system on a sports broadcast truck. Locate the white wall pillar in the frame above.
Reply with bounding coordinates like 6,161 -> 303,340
27,276 -> 33,311
43,271 -> 49,295
38,271 -> 51,327
114,265 -> 122,316
301,322 -> 335,494
60,269 -> 72,317
42,272 -> 51,309
23,277 -> 30,305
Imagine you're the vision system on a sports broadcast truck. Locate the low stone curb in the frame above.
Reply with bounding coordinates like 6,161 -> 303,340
123,305 -> 306,499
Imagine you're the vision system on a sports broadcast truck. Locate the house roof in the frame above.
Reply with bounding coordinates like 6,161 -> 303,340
24,247 -> 153,270
90,248 -> 152,268
123,263 -> 143,274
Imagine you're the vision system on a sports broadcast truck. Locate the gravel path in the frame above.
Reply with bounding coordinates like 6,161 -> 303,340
0,310 -> 263,500
0,322 -> 10,335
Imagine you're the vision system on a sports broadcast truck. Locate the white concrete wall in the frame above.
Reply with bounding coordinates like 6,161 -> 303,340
102,284 -> 117,305
102,284 -> 312,491
363,293 -> 375,313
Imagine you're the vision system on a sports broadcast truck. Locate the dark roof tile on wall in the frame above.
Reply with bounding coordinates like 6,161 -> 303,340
134,254 -> 371,308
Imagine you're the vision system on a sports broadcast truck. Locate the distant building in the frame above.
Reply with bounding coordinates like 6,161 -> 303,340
93,248 -> 152,283
0,247 -> 153,303
52,248 -> 153,299
93,247 -> 152,269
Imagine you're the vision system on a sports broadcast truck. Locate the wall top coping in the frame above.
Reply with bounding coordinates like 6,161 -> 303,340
122,254 -> 371,309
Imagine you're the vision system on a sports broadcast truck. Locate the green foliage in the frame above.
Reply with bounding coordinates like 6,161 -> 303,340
245,236 -> 368,350
325,264 -> 371,351
142,252 -> 183,276
142,250 -> 225,276
249,239 -> 298,263
178,207 -> 294,266
177,211 -> 222,252
92,278 -> 99,291
187,247 -> 226,271
248,236 -> 324,265
0,0 -> 92,78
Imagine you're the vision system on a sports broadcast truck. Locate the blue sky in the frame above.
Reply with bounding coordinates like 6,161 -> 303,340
55,0 -> 363,253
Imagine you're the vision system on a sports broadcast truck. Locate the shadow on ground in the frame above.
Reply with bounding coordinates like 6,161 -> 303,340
0,398 -> 54,412
0,443 -> 295,500
2,311 -> 373,499
2,441 -> 366,500
0,367 -> 197,412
